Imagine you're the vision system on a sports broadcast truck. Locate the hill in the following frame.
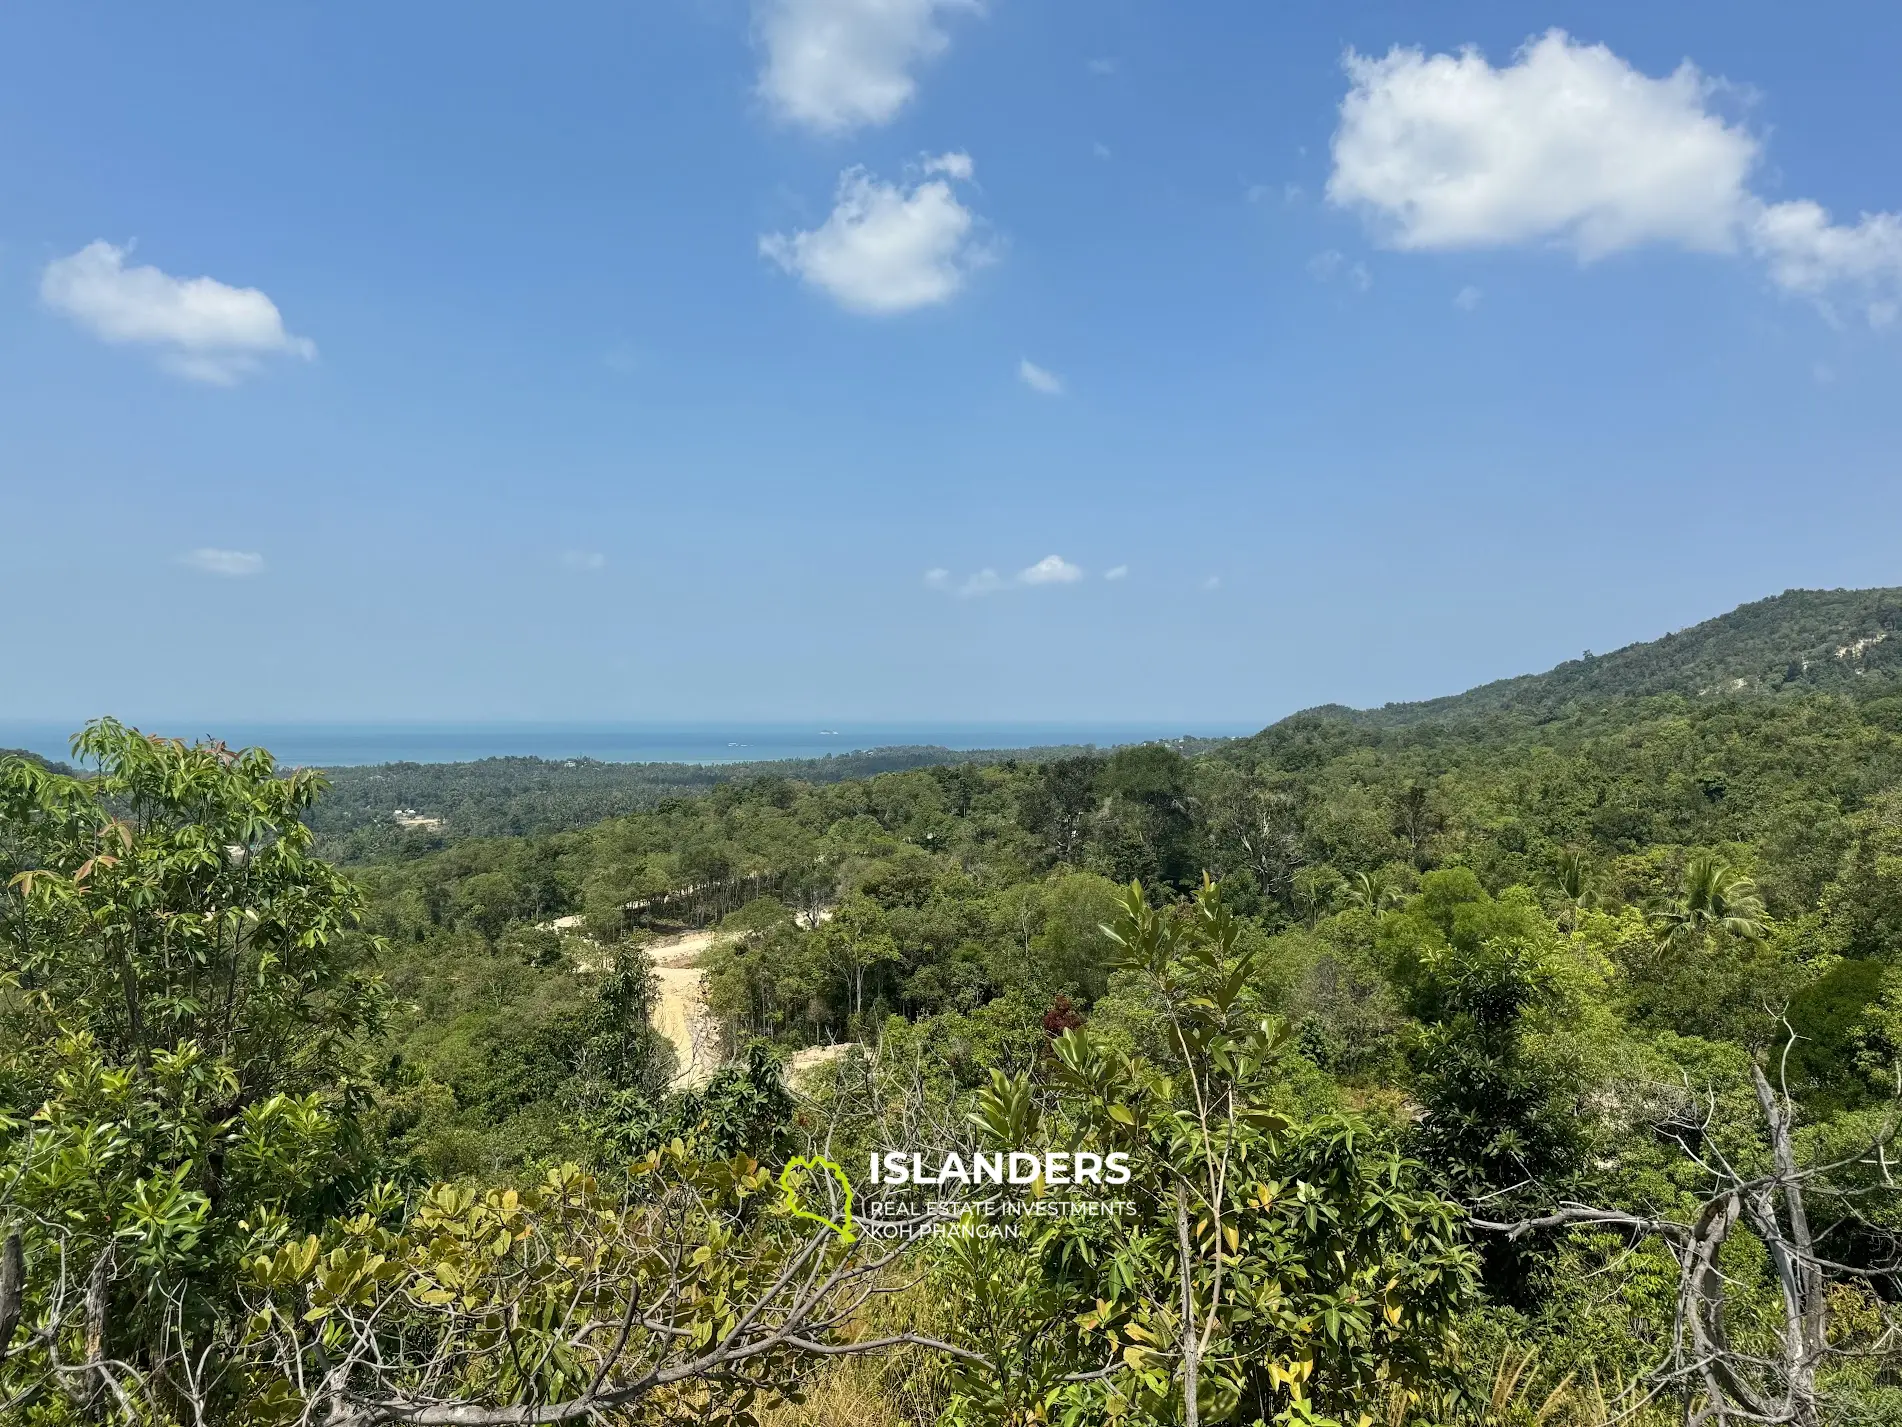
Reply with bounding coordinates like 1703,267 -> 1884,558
309,738 -> 1225,858
1295,585 -> 1902,729
0,748 -> 71,774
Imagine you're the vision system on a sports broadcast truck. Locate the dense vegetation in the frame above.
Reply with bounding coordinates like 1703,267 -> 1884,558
4,587 -> 1902,1427
309,740 -> 1225,861
1320,585 -> 1902,727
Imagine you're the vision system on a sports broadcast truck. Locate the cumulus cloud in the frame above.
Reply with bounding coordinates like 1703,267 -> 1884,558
1104,565 -> 1129,581
1748,201 -> 1902,316
1328,32 -> 1754,257
755,0 -> 980,134
1018,358 -> 1063,395
1019,554 -> 1083,585
561,551 -> 607,571
923,150 -> 974,180
925,556 -> 1086,597
180,548 -> 264,577
1325,30 -> 1902,320
761,154 -> 988,314
42,241 -> 315,384
1455,284 -> 1483,311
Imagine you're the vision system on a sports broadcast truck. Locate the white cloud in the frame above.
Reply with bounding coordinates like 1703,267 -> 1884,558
925,557 -> 1086,596
755,0 -> 979,134
761,155 -> 987,314
180,548 -> 264,577
42,241 -> 315,384
561,551 -> 607,571
1093,141 -> 1112,161
1018,358 -> 1063,395
1019,554 -> 1083,585
1326,30 -> 1902,321
924,150 -> 975,181
1455,284 -> 1483,310
1104,565 -> 1129,581
1086,57 -> 1118,76
1748,201 -> 1902,320
1328,32 -> 1755,258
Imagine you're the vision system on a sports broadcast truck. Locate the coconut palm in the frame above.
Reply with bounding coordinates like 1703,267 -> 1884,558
1342,867 -> 1405,917
1548,846 -> 1598,929
1650,851 -> 1767,946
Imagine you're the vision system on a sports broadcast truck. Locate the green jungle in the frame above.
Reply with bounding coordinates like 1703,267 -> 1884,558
4,586 -> 1902,1427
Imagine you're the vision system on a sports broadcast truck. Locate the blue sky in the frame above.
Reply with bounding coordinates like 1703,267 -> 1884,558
4,1 -> 1901,729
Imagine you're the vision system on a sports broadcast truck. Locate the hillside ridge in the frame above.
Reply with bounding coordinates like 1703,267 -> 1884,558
1290,584 -> 1902,729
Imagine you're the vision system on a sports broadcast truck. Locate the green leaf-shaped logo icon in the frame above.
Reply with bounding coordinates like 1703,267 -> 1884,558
778,1154 -> 855,1243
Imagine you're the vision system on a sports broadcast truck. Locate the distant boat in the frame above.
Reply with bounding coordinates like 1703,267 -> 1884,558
819,730 -> 840,735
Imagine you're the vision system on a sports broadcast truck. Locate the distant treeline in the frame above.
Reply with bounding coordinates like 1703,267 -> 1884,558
307,739 -> 1233,860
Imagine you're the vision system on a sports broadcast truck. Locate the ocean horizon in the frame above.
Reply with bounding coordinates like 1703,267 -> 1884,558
0,720 -> 1256,769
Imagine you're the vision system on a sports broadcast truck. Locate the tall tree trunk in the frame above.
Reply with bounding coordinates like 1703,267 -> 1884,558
0,1229 -> 23,1365
1751,1064 -> 1827,1427
1176,1183 -> 1200,1427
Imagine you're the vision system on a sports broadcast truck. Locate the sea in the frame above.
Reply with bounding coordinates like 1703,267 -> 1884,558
0,721 -> 1254,769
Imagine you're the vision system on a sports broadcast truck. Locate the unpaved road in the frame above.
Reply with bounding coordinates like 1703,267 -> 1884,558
647,930 -> 721,1090
643,925 -> 851,1090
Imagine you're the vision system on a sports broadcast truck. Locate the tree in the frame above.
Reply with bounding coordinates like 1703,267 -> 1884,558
1021,758 -> 1101,866
1097,747 -> 1202,890
1340,869 -> 1405,919
815,895 -> 900,1024
1473,1038 -> 1902,1427
1652,853 -> 1768,948
1390,783 -> 1442,871
1379,872 -> 1587,1224
0,722 -> 387,1423
1546,846 -> 1598,930
244,1148 -> 972,1427
942,882 -> 1480,1426
1209,779 -> 1308,915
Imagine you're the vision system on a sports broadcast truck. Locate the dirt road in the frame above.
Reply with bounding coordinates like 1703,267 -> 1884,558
647,930 -> 720,1090
643,918 -> 852,1091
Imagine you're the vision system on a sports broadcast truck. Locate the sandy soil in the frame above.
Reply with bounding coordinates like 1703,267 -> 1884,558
646,930 -> 722,1090
785,1043 -> 854,1078
643,922 -> 854,1091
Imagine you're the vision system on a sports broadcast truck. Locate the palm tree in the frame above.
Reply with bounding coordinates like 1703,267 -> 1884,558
1548,846 -> 1597,929
1650,852 -> 1767,947
1342,868 -> 1405,917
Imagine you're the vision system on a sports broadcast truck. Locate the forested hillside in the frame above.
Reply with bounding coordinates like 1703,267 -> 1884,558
1309,585 -> 1902,727
6,593 -> 1902,1426
308,739 -> 1225,859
